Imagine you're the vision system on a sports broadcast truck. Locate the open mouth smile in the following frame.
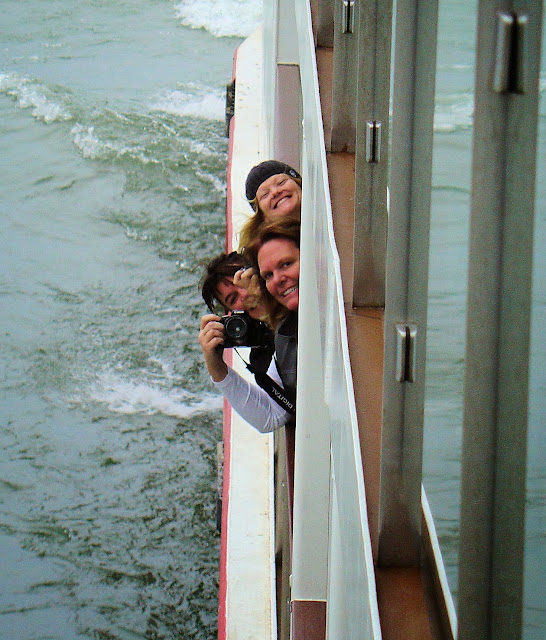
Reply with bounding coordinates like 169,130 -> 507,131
281,285 -> 298,298
274,195 -> 290,209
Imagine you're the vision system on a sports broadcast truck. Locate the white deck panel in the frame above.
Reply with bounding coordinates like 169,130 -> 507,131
224,27 -> 276,640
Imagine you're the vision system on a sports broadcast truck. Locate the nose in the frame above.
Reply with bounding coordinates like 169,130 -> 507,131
270,182 -> 282,196
271,270 -> 286,289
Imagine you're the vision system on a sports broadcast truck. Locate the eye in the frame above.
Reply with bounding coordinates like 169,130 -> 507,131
262,272 -> 272,281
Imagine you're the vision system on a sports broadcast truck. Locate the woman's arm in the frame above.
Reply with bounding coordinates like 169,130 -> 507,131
199,314 -> 290,432
214,361 -> 290,433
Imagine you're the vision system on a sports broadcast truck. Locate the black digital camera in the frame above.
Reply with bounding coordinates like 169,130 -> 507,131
221,311 -> 270,348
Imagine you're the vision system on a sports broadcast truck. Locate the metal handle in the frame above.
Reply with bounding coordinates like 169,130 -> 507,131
341,0 -> 355,34
493,11 -> 527,93
365,121 -> 382,163
395,323 -> 417,383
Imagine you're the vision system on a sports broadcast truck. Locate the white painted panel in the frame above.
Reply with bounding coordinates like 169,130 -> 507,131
288,0 -> 382,636
223,28 -> 276,640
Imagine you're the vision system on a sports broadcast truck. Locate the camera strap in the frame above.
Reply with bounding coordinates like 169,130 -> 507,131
244,360 -> 296,416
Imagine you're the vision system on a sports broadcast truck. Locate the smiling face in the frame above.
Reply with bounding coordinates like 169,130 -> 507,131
255,174 -> 302,222
257,238 -> 300,311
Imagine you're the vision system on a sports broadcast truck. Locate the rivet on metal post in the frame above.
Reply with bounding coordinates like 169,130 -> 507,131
365,121 -> 382,163
395,323 -> 417,383
341,0 -> 355,34
493,11 -> 528,94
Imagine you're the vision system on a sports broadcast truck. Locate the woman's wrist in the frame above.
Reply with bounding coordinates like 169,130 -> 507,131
210,363 -> 228,382
205,352 -> 228,382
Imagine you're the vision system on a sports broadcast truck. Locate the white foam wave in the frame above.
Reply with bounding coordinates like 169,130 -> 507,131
189,139 -> 224,159
173,0 -> 262,38
196,169 -> 226,195
71,123 -> 157,163
437,63 -> 473,72
87,372 -> 223,418
150,86 -> 225,121
434,92 -> 474,132
71,124 -> 104,158
0,72 -> 72,123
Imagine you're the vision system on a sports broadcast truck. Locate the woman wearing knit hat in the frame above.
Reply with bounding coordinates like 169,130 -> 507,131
239,160 -> 302,249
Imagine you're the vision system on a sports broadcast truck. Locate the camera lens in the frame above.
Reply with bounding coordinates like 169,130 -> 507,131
224,315 -> 247,339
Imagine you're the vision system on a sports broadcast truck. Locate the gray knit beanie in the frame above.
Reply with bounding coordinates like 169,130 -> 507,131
245,160 -> 301,202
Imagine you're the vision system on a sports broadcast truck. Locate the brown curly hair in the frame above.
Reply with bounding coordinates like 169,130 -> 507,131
243,218 -> 301,329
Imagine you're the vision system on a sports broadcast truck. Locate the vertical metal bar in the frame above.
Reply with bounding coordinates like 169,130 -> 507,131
331,0 -> 358,152
352,0 -> 393,308
262,0 -> 279,153
457,2 -> 542,639
378,0 -> 439,567
291,145 -> 331,640
316,0 -> 334,47
274,0 -> 302,167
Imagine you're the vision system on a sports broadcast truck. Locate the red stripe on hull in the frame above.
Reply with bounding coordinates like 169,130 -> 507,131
217,44 -> 238,640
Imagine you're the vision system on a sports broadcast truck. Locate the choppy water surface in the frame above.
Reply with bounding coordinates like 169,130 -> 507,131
0,0 -> 255,637
0,0 -> 544,639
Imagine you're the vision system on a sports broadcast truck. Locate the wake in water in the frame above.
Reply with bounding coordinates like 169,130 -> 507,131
84,371 -> 224,418
151,83 -> 226,121
174,0 -> 262,37
0,72 -> 73,123
0,1 -> 248,637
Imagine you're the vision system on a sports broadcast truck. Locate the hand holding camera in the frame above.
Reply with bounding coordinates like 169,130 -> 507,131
199,310 -> 273,383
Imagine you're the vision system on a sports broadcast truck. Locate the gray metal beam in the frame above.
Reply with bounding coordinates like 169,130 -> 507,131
378,0 -> 439,567
457,2 -> 543,639
316,0 -> 334,47
331,0 -> 359,152
352,0 -> 393,307
272,0 -> 302,170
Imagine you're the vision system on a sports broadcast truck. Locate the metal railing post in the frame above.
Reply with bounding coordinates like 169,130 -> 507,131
457,2 -> 543,638
379,0 -> 439,567
330,0 -> 359,151
353,0 -> 393,307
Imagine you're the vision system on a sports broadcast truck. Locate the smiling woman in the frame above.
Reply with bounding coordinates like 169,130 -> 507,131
198,218 -> 300,432
238,159 -> 302,248
256,175 -> 302,220
258,238 -> 300,311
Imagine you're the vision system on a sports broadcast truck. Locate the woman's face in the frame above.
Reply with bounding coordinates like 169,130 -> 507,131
255,174 -> 301,222
258,238 -> 300,311
215,277 -> 248,312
